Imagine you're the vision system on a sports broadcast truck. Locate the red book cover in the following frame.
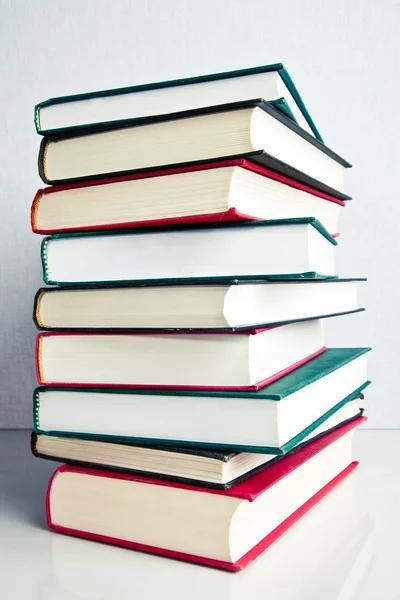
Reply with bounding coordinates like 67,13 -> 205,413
46,415 -> 365,571
31,158 -> 345,235
35,330 -> 326,391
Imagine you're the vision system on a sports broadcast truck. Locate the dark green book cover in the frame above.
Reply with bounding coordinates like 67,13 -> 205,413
40,217 -> 339,286
34,63 -> 323,141
33,347 -> 371,454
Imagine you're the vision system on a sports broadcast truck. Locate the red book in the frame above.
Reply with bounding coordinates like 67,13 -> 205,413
31,158 -> 344,236
46,415 -> 365,571
35,323 -> 326,391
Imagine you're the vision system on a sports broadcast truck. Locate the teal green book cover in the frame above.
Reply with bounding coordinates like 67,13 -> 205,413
33,383 -> 369,455
41,217 -> 338,286
33,348 -> 371,454
34,63 -> 323,142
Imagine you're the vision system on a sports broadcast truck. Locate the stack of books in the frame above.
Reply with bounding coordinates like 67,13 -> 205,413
31,64 -> 371,572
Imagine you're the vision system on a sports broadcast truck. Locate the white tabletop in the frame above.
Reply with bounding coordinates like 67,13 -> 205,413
1,429 -> 399,599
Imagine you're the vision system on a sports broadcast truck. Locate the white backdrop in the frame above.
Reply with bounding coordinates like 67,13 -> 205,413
0,0 -> 398,428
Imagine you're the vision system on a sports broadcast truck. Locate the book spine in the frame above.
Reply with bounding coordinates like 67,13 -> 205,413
38,138 -> 50,184
41,238 -> 51,284
32,289 -> 45,329
31,189 -> 44,233
34,103 -> 41,134
35,336 -> 44,384
30,431 -> 38,455
32,388 -> 40,432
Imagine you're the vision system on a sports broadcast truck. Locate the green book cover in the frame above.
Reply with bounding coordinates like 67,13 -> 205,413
33,384 -> 369,455
41,217 -> 338,286
34,63 -> 323,142
33,348 -> 371,454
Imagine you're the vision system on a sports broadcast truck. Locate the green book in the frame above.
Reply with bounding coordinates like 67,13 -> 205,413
33,348 -> 371,454
41,218 -> 338,286
34,63 -> 323,141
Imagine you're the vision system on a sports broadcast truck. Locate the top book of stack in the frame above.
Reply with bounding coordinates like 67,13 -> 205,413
35,63 -> 323,139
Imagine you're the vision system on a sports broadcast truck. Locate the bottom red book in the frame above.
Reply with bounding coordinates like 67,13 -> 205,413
46,415 -> 365,571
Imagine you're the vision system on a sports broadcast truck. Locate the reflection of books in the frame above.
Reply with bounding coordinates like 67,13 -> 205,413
38,474 -> 373,600
335,533 -> 375,600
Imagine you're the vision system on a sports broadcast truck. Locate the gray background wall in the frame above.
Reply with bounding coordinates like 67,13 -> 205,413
0,0 -> 398,428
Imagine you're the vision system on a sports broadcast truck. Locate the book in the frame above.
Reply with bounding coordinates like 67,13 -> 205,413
45,415 -> 366,571
31,159 -> 345,236
32,403 -> 363,488
35,319 -> 326,391
33,347 -> 370,451
38,100 -> 350,196
42,475 -> 373,599
41,219 -> 337,286
34,63 -> 323,140
33,278 -> 364,332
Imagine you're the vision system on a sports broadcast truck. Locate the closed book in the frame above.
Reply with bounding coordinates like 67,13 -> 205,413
33,347 -> 370,452
45,477 -> 373,599
34,63 -> 323,140
45,416 -> 366,571
32,405 -> 364,489
41,218 -> 338,287
31,159 -> 345,236
38,100 -> 350,198
35,320 -> 326,391
33,278 -> 365,332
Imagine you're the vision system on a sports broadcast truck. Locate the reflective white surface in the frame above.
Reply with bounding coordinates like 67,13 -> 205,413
1,430 -> 399,599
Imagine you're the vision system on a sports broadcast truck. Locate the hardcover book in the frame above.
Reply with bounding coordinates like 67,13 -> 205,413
40,218 -> 338,286
32,404 -> 363,488
33,278 -> 364,332
38,100 -> 350,197
34,63 -> 323,140
31,158 -> 346,236
35,319 -> 326,390
33,347 -> 370,452
45,416 -> 366,571
45,479 -> 373,599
